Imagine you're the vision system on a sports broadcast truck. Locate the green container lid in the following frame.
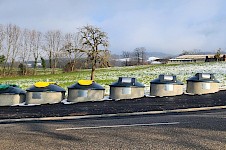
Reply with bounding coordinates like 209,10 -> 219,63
0,84 -> 10,90
0,84 -> 25,94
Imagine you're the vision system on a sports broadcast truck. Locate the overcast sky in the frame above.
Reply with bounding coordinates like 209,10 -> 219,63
1,0 -> 226,54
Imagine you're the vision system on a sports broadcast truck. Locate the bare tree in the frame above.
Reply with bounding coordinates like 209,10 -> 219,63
0,24 -> 5,53
134,47 -> 146,65
99,50 -> 111,68
122,51 -> 131,66
79,25 -> 109,80
9,25 -> 20,75
2,24 -> 10,75
3,24 -> 21,76
18,29 -> 32,75
29,30 -> 42,75
214,48 -> 221,61
63,25 -> 109,80
44,30 -> 63,74
0,25 -> 5,72
140,47 -> 146,65
63,32 -> 84,72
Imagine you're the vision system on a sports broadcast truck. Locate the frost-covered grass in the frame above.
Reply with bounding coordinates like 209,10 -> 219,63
0,62 -> 226,95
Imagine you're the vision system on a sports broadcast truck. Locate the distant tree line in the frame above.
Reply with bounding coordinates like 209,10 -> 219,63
0,24 -> 110,78
121,47 -> 147,66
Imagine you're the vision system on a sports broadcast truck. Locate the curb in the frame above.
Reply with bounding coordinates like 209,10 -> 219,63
0,105 -> 226,123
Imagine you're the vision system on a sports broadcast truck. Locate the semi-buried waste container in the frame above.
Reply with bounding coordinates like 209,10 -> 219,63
110,77 -> 145,100
186,73 -> 220,95
67,80 -> 105,103
26,82 -> 66,105
150,74 -> 184,97
0,84 -> 26,106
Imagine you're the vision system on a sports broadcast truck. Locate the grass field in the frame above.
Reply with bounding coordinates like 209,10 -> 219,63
0,62 -> 226,95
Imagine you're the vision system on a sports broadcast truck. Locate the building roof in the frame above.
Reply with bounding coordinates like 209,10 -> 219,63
176,54 -> 225,60
114,58 -> 131,62
169,58 -> 193,61
147,57 -> 160,61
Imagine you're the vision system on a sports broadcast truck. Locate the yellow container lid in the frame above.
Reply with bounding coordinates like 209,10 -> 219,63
34,82 -> 56,88
78,80 -> 93,86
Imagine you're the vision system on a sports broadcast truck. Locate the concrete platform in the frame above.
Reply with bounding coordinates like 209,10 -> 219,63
0,90 -> 226,120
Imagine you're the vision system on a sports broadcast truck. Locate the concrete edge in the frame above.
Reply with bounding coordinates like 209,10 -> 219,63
0,105 -> 226,123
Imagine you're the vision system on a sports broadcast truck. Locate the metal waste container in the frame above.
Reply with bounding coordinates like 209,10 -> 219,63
0,84 -> 26,106
26,82 -> 66,105
110,77 -> 145,100
186,73 -> 219,95
67,80 -> 105,103
150,74 -> 184,97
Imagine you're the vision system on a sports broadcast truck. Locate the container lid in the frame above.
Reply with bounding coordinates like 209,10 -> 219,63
110,77 -> 145,87
0,84 -> 10,90
68,80 -> 105,90
34,82 -> 56,88
150,74 -> 183,85
26,82 -> 66,92
187,73 -> 220,83
0,84 -> 26,94
78,80 -> 93,86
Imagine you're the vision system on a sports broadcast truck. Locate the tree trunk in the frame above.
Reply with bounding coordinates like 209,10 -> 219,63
33,57 -> 37,75
91,58 -> 96,80
8,58 -> 15,75
71,63 -> 75,71
51,58 -> 58,74
49,51 -> 52,69
3,48 -> 10,76
91,67 -> 95,80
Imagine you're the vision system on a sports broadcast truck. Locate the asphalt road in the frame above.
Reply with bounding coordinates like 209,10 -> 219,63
0,110 -> 226,150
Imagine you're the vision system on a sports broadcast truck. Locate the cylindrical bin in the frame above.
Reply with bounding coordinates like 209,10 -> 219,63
67,80 -> 105,103
186,73 -> 220,95
0,84 -> 26,106
110,77 -> 145,100
150,74 -> 184,97
26,82 -> 66,105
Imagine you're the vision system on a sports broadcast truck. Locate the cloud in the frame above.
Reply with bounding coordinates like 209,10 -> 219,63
0,0 -> 226,54
100,0 -> 226,53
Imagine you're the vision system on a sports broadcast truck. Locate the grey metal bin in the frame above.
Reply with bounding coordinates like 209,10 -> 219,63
110,77 -> 145,100
186,73 -> 220,95
67,80 -> 105,103
26,82 -> 66,105
0,84 -> 26,106
150,74 -> 184,97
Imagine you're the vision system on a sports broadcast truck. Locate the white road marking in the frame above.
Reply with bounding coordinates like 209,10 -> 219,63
1,106 -> 225,124
56,122 -> 180,131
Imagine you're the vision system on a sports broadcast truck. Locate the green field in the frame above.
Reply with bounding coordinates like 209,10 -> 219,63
0,65 -> 153,90
1,62 -> 226,95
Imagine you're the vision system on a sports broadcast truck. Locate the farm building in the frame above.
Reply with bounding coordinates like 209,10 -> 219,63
168,54 -> 226,64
